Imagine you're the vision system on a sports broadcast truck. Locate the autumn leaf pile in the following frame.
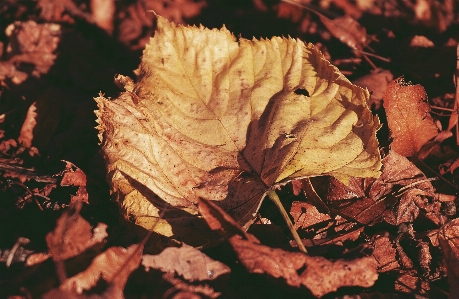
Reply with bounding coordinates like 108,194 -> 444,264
1,1 -> 459,298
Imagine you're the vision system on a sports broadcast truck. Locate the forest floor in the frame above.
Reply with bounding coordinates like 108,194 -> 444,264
1,0 -> 459,298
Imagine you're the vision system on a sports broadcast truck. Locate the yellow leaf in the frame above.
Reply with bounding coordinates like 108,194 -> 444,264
95,16 -> 381,242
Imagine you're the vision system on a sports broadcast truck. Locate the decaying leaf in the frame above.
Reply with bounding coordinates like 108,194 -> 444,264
198,197 -> 378,298
161,272 -> 221,299
438,218 -> 459,299
46,201 -> 108,262
290,201 -> 331,231
59,244 -> 143,295
319,14 -> 368,51
231,234 -> 378,298
371,235 -> 400,272
383,77 -> 438,157
326,151 -> 444,226
95,15 -> 381,240
61,161 -> 89,204
18,102 -> 37,148
352,69 -> 393,110
394,270 -> 430,296
142,243 -> 230,281
0,21 -> 60,85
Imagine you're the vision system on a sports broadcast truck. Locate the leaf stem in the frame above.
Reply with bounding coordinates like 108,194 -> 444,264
266,190 -> 307,253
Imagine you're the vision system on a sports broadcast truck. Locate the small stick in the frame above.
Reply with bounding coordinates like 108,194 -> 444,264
267,190 -> 307,253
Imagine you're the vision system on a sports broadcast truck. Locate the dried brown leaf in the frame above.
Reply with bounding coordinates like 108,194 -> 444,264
59,244 -> 142,295
96,16 -> 381,242
46,202 -> 108,262
438,218 -> 459,298
197,197 -> 257,242
394,270 -> 430,296
352,69 -> 393,110
18,102 -> 37,148
199,198 -> 378,297
161,272 -> 220,299
319,15 -> 368,51
61,161 -> 89,204
383,78 -> 438,157
230,234 -> 378,297
289,201 -> 331,231
371,235 -> 400,272
142,243 -> 230,281
91,0 -> 115,34
1,21 -> 60,84
325,151 -> 443,225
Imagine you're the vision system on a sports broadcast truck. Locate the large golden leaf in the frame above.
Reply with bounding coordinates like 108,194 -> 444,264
95,16 -> 381,241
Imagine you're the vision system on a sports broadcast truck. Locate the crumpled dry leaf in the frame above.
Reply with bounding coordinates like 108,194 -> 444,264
325,151 -> 445,226
161,272 -> 221,299
383,77 -> 438,157
61,161 -> 89,204
394,270 -> 430,296
290,201 -> 331,231
319,14 -> 368,51
46,201 -> 108,262
231,234 -> 378,298
18,102 -> 37,148
117,0 -> 206,50
352,69 -> 393,110
59,244 -> 143,295
438,218 -> 459,299
95,15 -> 381,241
142,243 -> 230,281
198,197 -> 378,298
0,21 -> 60,85
91,0 -> 115,34
371,235 -> 400,272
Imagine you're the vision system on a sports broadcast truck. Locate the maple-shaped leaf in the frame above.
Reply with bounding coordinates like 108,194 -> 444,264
95,16 -> 381,240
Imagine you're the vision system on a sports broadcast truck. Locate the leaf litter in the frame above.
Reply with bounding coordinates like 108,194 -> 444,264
1,1 -> 459,298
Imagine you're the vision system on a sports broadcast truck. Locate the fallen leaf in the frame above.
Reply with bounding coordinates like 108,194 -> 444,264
438,218 -> 459,299
371,235 -> 400,272
46,201 -> 108,262
161,272 -> 221,299
59,244 -> 142,295
95,15 -> 381,240
394,270 -> 430,296
325,151 -> 443,226
90,0 -> 115,34
383,77 -> 438,157
352,69 -> 393,110
61,161 -> 89,204
290,201 -> 331,231
0,21 -> 60,85
117,0 -> 207,50
17,102 -> 37,148
410,35 -> 435,47
319,14 -> 368,51
231,234 -> 378,297
142,243 -> 231,281
198,197 -> 378,298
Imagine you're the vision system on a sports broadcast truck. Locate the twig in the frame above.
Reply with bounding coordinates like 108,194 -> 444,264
267,190 -> 307,253
0,162 -> 56,183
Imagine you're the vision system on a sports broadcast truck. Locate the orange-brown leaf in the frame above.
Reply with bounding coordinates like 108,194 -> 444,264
230,234 -> 378,297
319,15 -> 368,51
383,78 -> 438,156
46,202 -> 108,262
438,218 -> 459,298
59,244 -> 143,294
142,243 -> 230,281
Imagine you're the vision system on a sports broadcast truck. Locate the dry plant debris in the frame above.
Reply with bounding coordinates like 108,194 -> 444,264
383,77 -> 439,157
1,0 -> 459,298
95,15 -> 381,242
